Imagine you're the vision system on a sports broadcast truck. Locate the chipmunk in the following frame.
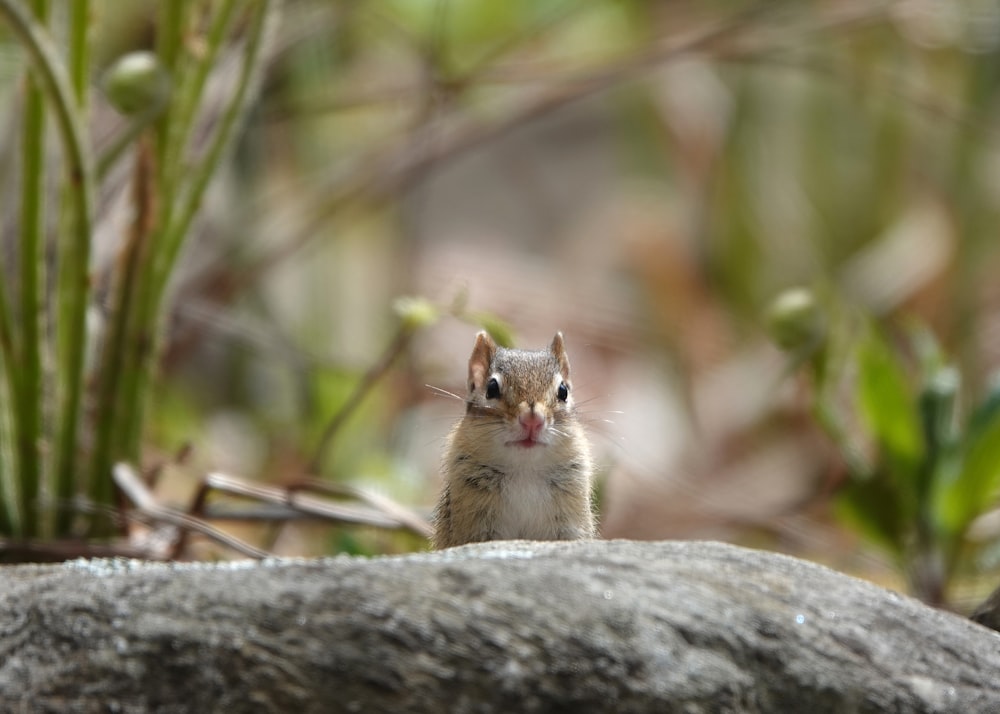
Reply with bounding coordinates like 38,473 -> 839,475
432,331 -> 596,549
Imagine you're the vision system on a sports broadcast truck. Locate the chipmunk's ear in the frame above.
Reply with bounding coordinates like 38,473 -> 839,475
468,331 -> 497,392
550,332 -> 570,378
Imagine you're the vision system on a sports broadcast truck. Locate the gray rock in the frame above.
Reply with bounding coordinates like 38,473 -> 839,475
970,581 -> 1000,633
0,540 -> 997,713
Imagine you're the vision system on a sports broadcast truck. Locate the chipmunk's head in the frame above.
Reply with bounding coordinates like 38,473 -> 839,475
464,331 -> 576,451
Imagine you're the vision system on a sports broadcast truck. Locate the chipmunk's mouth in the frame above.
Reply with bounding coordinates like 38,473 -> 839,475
507,438 -> 544,448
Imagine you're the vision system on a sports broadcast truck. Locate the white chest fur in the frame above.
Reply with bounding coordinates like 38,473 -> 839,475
492,464 -> 560,540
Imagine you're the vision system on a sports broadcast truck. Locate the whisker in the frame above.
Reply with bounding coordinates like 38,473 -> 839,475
571,405 -> 613,424
575,411 -> 621,424
588,430 -> 628,454
420,434 -> 450,449
425,384 -> 465,401
573,395 -> 617,409
580,417 -> 625,446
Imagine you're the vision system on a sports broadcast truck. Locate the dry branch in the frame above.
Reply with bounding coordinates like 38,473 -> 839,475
111,463 -> 432,560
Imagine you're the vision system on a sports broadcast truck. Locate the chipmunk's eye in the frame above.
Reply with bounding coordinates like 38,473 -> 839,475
557,381 -> 569,402
486,377 -> 501,400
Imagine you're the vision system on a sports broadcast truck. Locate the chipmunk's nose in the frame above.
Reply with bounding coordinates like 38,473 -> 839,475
519,406 -> 546,440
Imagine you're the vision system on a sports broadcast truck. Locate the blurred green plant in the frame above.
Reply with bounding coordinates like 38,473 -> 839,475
767,287 -> 1000,605
1,0 -> 991,563
0,0 -> 276,540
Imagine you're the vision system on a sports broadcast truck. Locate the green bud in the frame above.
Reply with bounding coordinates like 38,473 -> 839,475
393,296 -> 439,330
765,288 -> 826,352
102,51 -> 170,116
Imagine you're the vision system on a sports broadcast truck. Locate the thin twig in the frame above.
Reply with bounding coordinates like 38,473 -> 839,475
204,471 -> 427,536
170,477 -> 212,559
308,324 -> 415,472
197,505 -> 316,521
114,463 -> 269,559
287,478 -> 433,539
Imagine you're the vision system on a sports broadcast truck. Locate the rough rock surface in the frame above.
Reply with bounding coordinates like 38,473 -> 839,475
0,540 -> 997,712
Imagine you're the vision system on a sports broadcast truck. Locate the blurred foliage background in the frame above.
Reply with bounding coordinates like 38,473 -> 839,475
2,0 -> 1000,611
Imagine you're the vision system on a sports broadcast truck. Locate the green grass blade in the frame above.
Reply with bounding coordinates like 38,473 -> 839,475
18,31 -> 46,537
0,0 -> 97,534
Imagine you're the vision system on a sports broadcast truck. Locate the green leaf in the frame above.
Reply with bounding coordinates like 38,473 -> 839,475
917,364 -> 960,504
936,380 -> 1000,536
966,373 -> 1000,439
835,468 -> 907,560
855,330 -> 923,478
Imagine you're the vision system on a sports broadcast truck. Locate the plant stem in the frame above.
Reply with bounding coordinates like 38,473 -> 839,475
88,138 -> 155,521
96,106 -> 163,180
67,0 -> 89,103
118,0 -> 275,461
154,0 -> 187,185
17,0 -> 50,538
50,0 -> 90,538
0,0 -> 97,536
106,1 -> 195,466
157,1 -> 274,294
166,0 -> 238,196
0,221 -> 18,535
